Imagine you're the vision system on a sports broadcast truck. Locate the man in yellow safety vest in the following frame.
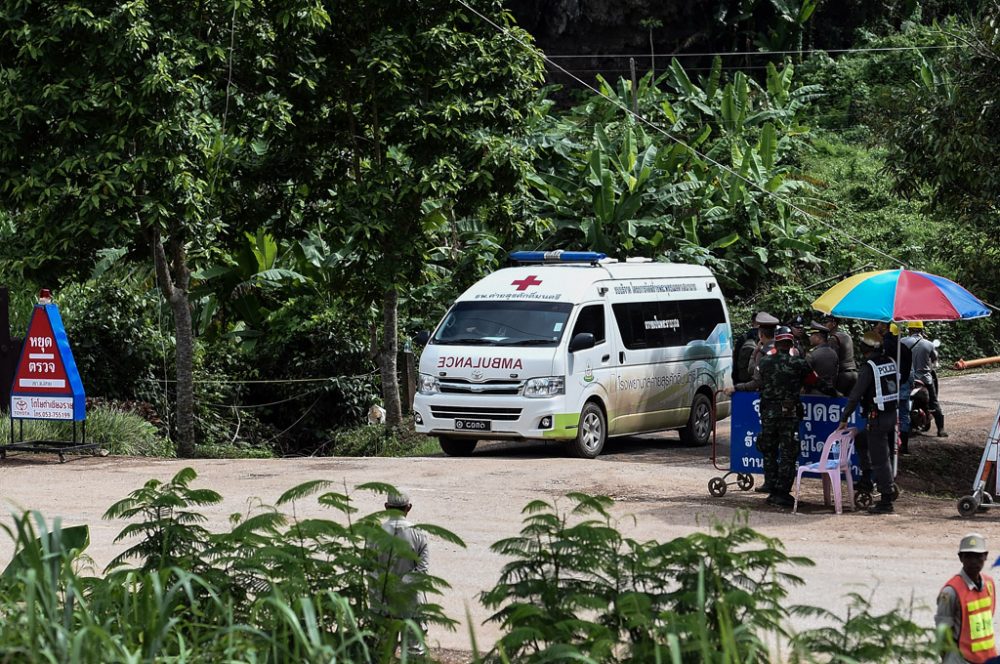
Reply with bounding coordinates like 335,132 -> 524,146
937,533 -> 998,663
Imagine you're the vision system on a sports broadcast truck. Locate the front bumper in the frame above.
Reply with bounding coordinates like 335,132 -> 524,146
413,393 -> 577,441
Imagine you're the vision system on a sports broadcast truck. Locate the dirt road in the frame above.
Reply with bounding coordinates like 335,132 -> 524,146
0,371 -> 998,655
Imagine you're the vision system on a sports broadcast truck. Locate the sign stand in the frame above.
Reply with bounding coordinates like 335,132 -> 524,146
3,292 -> 98,462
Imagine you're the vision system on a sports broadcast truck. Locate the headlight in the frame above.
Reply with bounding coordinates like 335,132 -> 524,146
418,374 -> 440,395
523,376 -> 565,398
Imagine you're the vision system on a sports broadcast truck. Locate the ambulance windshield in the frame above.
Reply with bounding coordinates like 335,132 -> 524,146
432,301 -> 573,347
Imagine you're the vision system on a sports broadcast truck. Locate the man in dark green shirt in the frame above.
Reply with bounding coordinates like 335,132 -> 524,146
728,326 -> 818,507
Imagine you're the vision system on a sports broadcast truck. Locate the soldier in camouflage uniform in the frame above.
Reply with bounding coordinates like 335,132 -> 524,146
729,326 -> 819,507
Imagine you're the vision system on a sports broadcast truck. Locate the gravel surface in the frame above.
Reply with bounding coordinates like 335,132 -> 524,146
1,371 -> 998,659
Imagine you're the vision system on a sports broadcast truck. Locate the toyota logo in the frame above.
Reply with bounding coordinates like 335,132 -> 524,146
471,369 -> 484,381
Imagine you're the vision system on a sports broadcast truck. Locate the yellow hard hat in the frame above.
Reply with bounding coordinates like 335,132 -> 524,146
907,321 -> 924,329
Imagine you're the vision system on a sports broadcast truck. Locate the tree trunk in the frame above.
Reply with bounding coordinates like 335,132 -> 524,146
380,287 -> 403,427
151,230 -> 197,457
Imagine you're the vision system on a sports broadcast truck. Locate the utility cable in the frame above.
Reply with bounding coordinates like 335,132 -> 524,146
456,0 -> 905,267
544,44 -> 963,59
142,371 -> 377,385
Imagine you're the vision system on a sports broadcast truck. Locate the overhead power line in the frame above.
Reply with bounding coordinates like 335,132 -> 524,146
456,0 -> 905,267
545,44 -> 962,59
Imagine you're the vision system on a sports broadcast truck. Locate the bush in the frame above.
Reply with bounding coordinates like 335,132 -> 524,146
0,478 -> 947,663
0,469 -> 464,662
319,418 -> 435,458
54,280 -> 163,400
482,494 -> 812,663
0,403 -> 171,457
249,298 -> 381,454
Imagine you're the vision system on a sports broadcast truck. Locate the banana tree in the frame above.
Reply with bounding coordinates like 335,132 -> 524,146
526,58 -> 827,294
192,229 -> 305,345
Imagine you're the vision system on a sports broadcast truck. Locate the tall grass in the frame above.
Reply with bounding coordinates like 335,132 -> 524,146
0,404 -> 171,457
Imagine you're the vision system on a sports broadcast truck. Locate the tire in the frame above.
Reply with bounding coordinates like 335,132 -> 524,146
566,402 -> 606,459
958,496 -> 979,518
736,474 -> 755,491
708,477 -> 727,497
680,392 -> 713,447
854,491 -> 873,509
439,436 -> 478,457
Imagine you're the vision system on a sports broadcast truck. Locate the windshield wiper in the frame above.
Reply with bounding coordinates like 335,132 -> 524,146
498,338 -> 557,346
433,338 -> 496,346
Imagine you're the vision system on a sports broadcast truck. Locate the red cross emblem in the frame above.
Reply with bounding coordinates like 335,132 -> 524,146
511,275 -> 543,291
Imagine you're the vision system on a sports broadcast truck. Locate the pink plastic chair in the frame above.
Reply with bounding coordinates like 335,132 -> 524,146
793,428 -> 859,515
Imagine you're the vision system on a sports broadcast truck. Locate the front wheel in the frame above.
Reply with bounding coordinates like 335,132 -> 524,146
439,436 -> 478,457
566,402 -> 606,459
680,393 -> 713,447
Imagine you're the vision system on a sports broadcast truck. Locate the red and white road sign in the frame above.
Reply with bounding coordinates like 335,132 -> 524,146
14,309 -> 72,394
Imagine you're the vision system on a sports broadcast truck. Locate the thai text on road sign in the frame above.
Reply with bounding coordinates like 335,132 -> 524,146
729,392 -> 866,478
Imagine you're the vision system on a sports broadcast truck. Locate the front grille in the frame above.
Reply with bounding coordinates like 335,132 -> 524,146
440,378 -> 522,396
430,406 -> 522,421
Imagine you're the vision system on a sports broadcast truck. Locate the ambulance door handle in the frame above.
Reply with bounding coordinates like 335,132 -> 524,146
619,352 -> 625,363
601,354 -> 610,362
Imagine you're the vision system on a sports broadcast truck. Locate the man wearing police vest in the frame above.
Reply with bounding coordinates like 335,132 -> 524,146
837,331 -> 898,514
936,533 -> 998,663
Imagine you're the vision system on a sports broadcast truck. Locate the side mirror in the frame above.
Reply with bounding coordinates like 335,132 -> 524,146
414,330 -> 431,346
568,332 -> 595,353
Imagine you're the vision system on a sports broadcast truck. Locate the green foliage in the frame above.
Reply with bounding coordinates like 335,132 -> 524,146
880,9 -> 1000,307
56,280 -> 162,400
527,59 -> 827,295
481,494 -> 812,662
797,23 -> 949,137
0,403 -> 170,457
790,591 -> 944,663
0,468 -> 468,661
0,481 -> 953,662
321,420 -> 436,458
250,298 -> 381,452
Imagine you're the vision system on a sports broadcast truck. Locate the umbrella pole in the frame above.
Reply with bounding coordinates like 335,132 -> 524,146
893,321 -> 901,478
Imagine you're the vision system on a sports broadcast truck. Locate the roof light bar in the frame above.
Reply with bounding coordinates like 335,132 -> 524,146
509,250 -> 607,263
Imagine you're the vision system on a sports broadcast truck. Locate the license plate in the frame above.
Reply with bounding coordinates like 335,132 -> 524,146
454,418 -> 491,432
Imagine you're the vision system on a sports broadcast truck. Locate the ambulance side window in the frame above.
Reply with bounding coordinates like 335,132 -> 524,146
572,305 -> 606,345
680,298 -> 726,343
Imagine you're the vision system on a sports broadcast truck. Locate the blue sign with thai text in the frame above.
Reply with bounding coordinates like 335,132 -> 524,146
729,392 -> 867,478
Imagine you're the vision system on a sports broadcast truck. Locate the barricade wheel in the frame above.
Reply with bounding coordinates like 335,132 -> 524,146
958,496 -> 979,518
891,483 -> 901,501
979,492 -> 993,512
854,492 -> 873,509
736,474 -> 754,491
708,477 -> 727,497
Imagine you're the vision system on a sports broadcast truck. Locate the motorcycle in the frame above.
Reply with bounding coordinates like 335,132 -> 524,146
909,379 -> 932,433
908,338 -> 941,434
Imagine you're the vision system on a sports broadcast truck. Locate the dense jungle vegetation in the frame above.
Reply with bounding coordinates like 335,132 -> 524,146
0,0 -> 997,457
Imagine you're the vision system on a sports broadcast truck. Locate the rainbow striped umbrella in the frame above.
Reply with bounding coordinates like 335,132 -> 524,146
812,269 -> 991,322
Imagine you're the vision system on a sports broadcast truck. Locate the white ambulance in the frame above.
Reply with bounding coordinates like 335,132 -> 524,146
413,251 -> 734,458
